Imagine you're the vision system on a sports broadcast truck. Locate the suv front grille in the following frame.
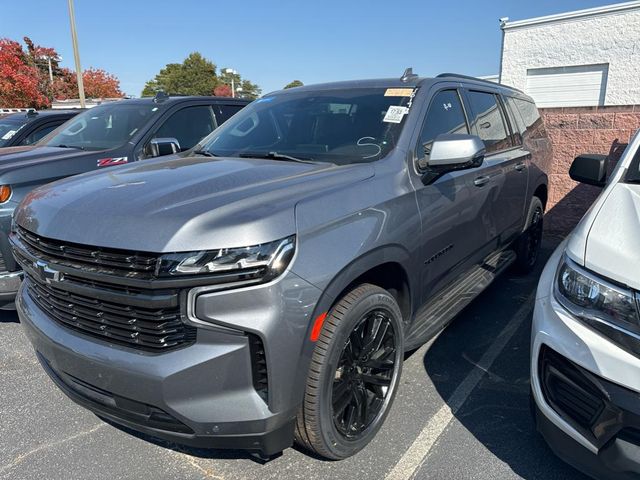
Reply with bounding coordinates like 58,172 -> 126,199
16,226 -> 159,278
13,227 -> 196,352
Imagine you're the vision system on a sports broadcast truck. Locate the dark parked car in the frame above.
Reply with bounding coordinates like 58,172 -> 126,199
12,72 -> 551,459
0,110 -> 81,148
0,94 -> 249,308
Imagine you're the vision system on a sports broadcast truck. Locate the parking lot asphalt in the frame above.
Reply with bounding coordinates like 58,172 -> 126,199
0,235 -> 589,480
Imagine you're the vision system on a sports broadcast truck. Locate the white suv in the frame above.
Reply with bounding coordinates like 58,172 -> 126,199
532,128 -> 640,479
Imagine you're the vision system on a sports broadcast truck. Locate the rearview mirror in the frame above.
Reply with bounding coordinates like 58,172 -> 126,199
427,134 -> 485,169
569,154 -> 607,187
148,137 -> 181,157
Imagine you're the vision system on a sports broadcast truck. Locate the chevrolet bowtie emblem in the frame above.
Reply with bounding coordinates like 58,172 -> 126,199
33,260 -> 63,284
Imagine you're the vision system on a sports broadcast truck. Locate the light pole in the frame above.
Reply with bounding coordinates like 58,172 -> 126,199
224,68 -> 237,98
39,55 -> 61,85
67,0 -> 86,108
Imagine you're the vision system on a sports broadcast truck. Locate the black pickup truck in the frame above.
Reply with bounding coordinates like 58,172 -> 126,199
0,94 -> 249,308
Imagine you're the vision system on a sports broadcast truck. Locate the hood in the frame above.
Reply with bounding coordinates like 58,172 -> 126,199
15,156 -> 374,252
581,182 -> 640,291
0,146 -> 95,180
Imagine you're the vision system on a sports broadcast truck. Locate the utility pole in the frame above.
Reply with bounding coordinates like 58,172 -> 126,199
225,68 -> 237,98
67,0 -> 86,108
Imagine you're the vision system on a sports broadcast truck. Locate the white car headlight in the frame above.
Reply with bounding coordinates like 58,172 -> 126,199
554,255 -> 640,335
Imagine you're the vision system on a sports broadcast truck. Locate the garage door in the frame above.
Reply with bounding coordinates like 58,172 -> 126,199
525,64 -> 609,108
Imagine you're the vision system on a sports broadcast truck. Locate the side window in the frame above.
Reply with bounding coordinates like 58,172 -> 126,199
216,105 -> 244,125
466,91 -> 513,154
416,90 -> 468,170
502,97 -> 523,146
21,122 -> 61,145
153,105 -> 216,151
513,98 -> 546,140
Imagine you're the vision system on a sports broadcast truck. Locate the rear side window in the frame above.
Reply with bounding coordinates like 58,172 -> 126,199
416,90 -> 468,169
502,97 -> 523,146
22,122 -> 62,145
513,98 -> 545,140
154,105 -> 216,151
466,91 -> 513,154
216,105 -> 244,124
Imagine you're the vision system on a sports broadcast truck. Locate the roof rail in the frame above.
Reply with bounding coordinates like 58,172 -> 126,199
435,73 -> 525,94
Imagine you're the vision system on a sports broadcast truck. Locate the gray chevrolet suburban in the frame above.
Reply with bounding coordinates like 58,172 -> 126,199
12,71 -> 551,459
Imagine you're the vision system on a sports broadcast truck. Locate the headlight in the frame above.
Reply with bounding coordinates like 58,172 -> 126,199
554,255 -> 640,335
157,235 -> 295,282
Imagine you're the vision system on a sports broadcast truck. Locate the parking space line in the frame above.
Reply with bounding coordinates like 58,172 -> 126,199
385,293 -> 535,480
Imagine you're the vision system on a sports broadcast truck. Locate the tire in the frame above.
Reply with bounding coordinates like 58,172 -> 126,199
514,196 -> 544,274
295,283 -> 404,459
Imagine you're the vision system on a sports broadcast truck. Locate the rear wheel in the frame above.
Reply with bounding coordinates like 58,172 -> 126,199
514,196 -> 544,274
295,284 -> 404,459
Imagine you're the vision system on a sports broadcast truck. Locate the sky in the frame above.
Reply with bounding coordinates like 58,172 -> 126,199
0,0 -> 621,97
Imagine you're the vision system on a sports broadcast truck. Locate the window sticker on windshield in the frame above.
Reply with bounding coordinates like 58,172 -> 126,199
383,106 -> 409,123
97,156 -> 128,167
384,88 -> 415,97
1,130 -> 17,140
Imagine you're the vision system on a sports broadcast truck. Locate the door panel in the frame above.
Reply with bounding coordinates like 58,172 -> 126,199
463,90 -> 528,245
412,88 -> 494,303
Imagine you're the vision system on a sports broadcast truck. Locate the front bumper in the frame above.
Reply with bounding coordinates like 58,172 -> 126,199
0,210 -> 20,308
532,242 -> 640,479
17,268 -> 322,455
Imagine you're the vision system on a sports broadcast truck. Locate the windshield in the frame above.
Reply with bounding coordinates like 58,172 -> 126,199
42,102 -> 159,151
198,87 -> 417,164
0,117 -> 27,147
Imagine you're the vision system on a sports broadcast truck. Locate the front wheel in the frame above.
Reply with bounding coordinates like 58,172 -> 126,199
514,196 -> 544,274
295,284 -> 404,459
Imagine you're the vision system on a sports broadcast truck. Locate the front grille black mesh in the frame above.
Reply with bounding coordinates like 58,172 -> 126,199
16,226 -> 159,278
26,277 -> 195,351
539,346 -> 605,432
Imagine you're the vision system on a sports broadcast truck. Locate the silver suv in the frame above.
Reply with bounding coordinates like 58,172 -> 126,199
12,71 -> 551,459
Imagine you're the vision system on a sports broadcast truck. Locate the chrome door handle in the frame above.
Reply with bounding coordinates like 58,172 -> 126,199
515,162 -> 525,172
474,176 -> 490,187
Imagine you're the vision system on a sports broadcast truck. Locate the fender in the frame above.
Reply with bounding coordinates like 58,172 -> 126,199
288,244 -> 417,410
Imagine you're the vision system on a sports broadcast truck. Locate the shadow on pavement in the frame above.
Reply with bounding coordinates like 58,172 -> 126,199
421,236 -> 589,479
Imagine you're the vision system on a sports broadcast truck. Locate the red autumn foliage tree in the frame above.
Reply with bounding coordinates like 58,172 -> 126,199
213,84 -> 232,97
0,38 -> 49,108
0,37 -> 123,107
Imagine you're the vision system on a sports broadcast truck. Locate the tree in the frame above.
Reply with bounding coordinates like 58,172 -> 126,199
0,37 -> 123,107
213,84 -> 232,97
0,38 -> 48,108
284,80 -> 303,89
142,52 -> 218,96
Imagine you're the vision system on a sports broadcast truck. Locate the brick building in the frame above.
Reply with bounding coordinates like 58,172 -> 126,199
497,1 -> 640,233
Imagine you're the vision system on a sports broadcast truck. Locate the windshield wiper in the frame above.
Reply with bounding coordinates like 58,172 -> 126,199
53,144 -> 85,150
192,149 -> 218,157
238,151 -> 319,164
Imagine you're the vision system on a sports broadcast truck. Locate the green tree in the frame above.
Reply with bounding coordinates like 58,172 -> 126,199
142,52 -> 218,96
219,68 -> 262,100
284,80 -> 303,89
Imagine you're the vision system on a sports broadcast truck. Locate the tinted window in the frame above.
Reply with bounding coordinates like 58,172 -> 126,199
154,105 -> 215,151
45,103 -> 159,151
216,105 -> 244,124
0,117 -> 27,147
513,98 -> 545,140
21,122 -> 61,145
416,90 -> 468,168
466,91 -> 513,153
502,97 -> 523,146
199,88 -> 415,165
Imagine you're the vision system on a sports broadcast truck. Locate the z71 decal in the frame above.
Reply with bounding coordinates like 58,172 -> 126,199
97,157 -> 128,167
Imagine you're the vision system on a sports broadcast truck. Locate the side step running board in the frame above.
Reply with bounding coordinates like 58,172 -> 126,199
404,249 -> 516,351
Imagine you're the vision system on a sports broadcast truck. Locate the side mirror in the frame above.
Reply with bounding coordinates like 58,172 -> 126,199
427,134 -> 485,169
569,154 -> 607,187
148,137 -> 181,157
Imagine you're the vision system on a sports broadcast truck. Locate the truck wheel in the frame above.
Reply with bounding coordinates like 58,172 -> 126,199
295,284 -> 404,459
514,196 -> 544,274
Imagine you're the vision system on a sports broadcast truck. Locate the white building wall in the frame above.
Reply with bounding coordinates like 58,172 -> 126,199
500,6 -> 640,106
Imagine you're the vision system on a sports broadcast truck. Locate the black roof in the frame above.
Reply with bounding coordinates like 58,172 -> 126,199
1,109 -> 79,121
133,95 -> 251,105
